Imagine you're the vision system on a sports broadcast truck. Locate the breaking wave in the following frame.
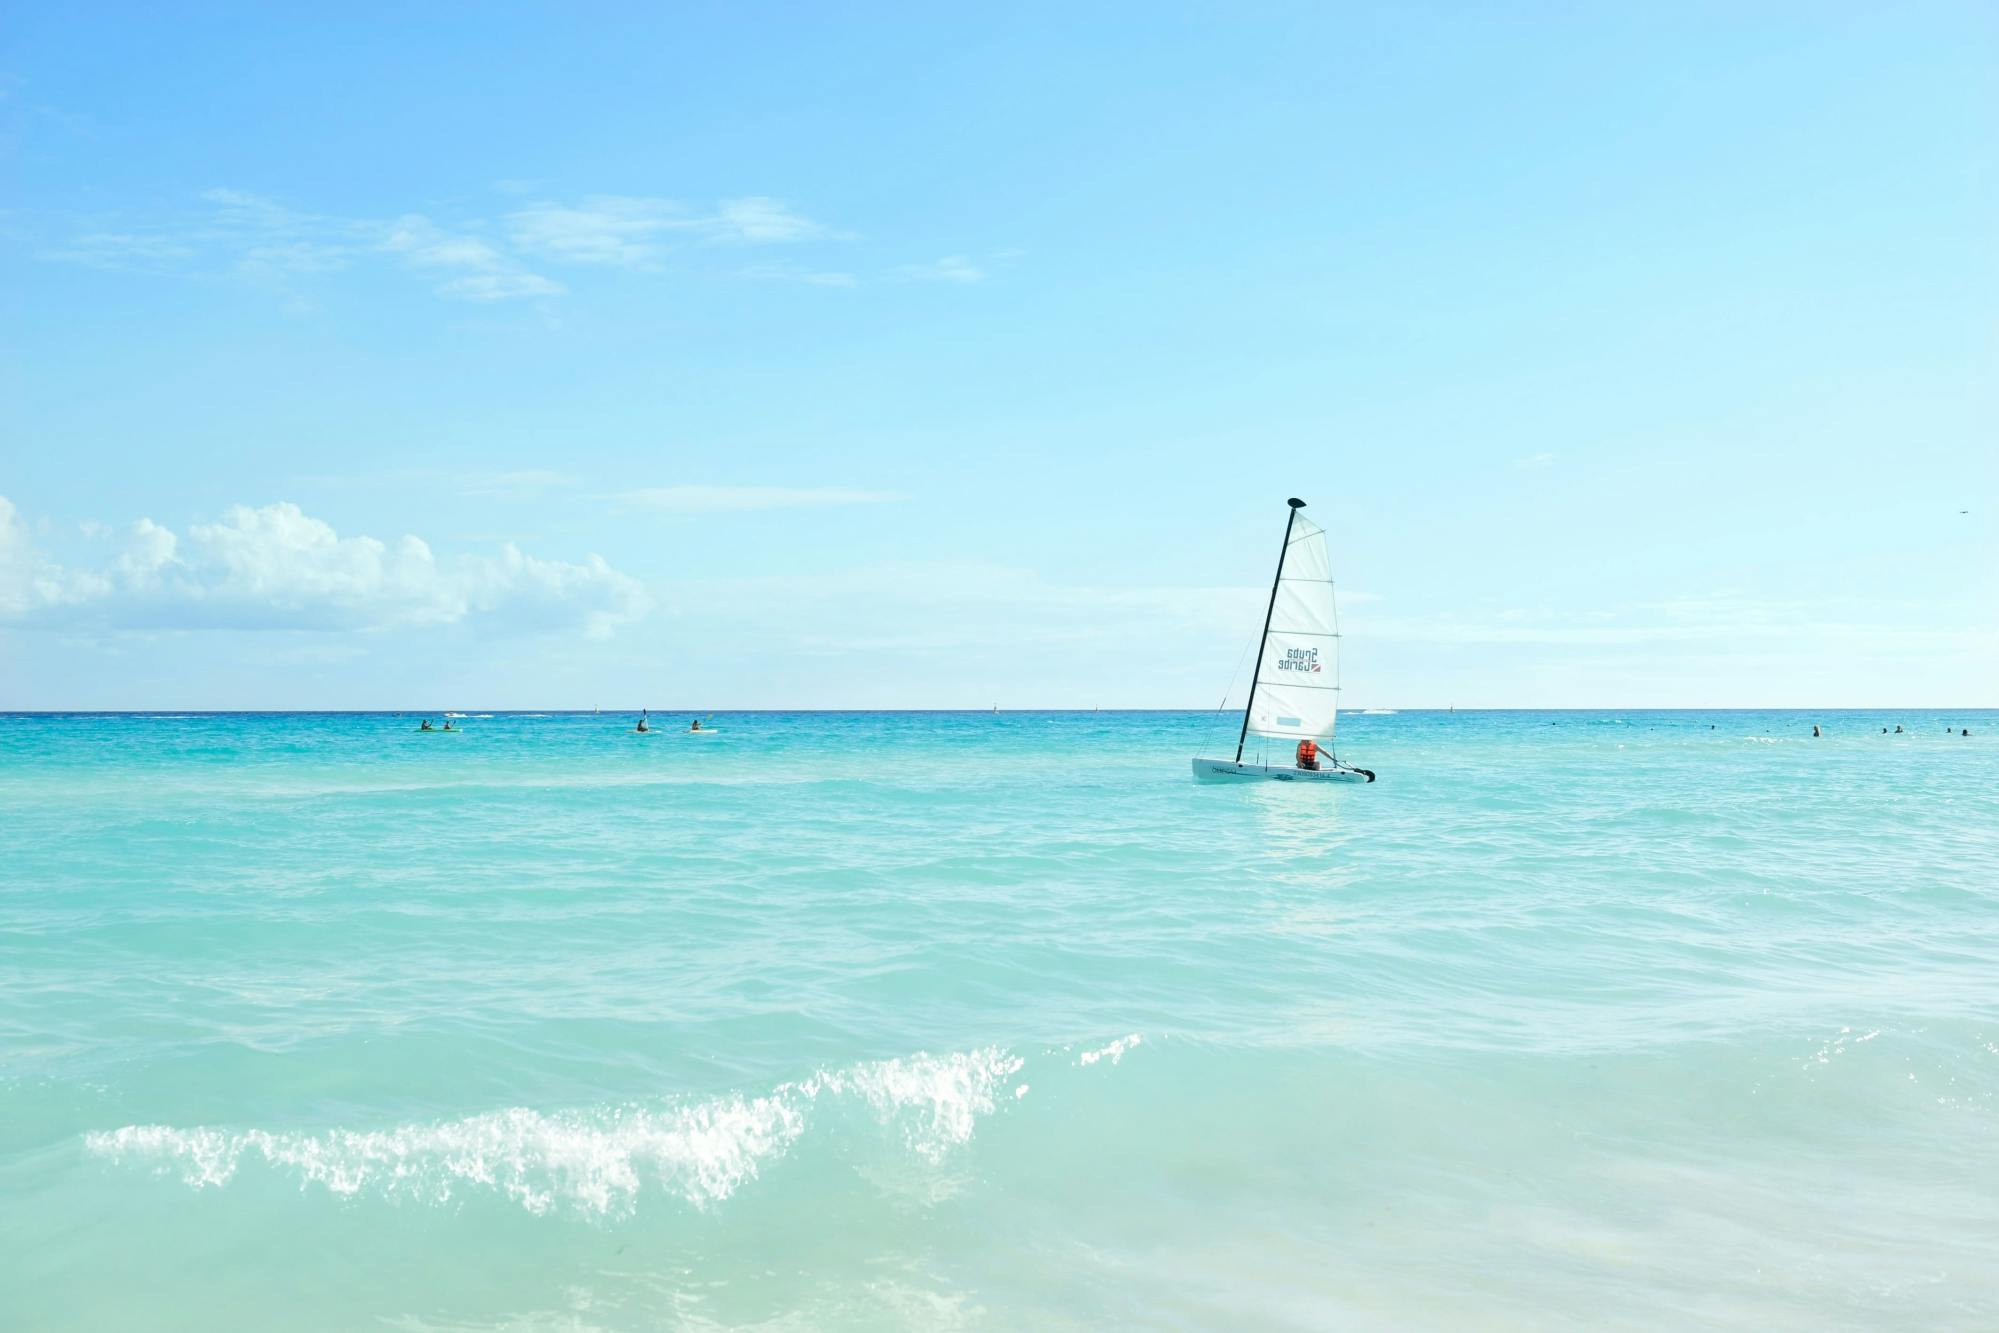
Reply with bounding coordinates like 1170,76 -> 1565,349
85,1045 -> 1049,1216
1077,1034 -> 1141,1066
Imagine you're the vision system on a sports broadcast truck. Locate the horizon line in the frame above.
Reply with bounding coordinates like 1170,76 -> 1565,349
5,706 -> 1996,717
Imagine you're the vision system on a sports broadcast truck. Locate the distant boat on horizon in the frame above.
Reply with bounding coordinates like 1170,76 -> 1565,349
1193,497 -> 1374,784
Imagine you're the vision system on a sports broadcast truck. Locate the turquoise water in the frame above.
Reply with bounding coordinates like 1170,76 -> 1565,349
3,709 -> 1996,1330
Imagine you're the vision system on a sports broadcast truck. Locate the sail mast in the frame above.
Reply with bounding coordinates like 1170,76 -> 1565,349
1235,498 -> 1305,763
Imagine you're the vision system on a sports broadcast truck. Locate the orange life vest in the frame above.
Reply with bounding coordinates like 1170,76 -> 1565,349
1296,739 -> 1318,767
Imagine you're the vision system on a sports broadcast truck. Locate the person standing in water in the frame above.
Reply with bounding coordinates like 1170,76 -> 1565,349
1812,725 -> 1821,737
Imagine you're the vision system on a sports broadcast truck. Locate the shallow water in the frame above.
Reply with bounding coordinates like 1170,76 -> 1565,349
3,710 -> 1996,1329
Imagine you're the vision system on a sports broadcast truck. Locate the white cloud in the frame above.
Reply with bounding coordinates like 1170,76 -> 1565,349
200,186 -> 306,226
0,496 -> 96,613
438,272 -> 568,302
898,256 -> 983,284
43,187 -> 837,299
202,188 -> 361,275
1511,452 -> 1556,470
506,194 -> 832,266
710,196 -> 825,243
0,496 -> 647,636
379,215 -> 507,270
378,213 -> 562,301
613,486 -> 906,514
112,518 -> 177,587
505,196 -> 685,266
45,187 -> 1000,311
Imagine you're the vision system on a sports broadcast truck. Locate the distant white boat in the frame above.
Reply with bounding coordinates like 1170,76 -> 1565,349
1194,498 -> 1374,784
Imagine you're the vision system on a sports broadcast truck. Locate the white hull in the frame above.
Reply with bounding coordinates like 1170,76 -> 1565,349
1192,757 -> 1373,784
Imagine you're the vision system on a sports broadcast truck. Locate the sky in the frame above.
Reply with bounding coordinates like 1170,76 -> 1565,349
2,3 -> 1993,709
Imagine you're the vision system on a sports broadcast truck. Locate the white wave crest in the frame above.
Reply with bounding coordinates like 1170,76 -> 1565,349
1078,1034 -> 1141,1066
794,1046 -> 1025,1163
84,1046 -> 1031,1215
86,1095 -> 803,1215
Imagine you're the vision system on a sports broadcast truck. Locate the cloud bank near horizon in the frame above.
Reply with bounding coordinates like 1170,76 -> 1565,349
0,496 -> 648,636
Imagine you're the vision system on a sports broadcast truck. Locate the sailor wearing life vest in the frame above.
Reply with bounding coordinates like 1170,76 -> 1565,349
1295,739 -> 1320,770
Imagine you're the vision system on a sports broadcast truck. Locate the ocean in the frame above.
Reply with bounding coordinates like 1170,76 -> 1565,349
2,709 -> 1995,1330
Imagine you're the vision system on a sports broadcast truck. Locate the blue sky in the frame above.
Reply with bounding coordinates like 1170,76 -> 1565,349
2,3 -> 1993,708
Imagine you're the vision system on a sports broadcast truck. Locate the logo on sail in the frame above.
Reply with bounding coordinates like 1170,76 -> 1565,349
1277,647 -> 1322,673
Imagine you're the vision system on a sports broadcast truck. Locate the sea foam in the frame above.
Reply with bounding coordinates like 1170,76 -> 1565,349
1077,1034 -> 1142,1066
85,1045 -> 1038,1215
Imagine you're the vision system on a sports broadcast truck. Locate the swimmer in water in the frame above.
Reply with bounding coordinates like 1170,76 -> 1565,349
1812,725 -> 1821,738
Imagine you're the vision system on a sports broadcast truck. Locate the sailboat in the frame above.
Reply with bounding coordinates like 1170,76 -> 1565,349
1194,498 -> 1375,784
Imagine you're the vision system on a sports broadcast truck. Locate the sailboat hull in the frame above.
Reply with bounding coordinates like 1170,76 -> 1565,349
1192,758 -> 1373,784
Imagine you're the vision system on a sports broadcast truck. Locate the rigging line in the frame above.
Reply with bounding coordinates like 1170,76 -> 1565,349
1216,638 -> 1255,711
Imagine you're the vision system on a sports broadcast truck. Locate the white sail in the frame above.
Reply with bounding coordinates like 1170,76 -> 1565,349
1241,509 -> 1340,751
